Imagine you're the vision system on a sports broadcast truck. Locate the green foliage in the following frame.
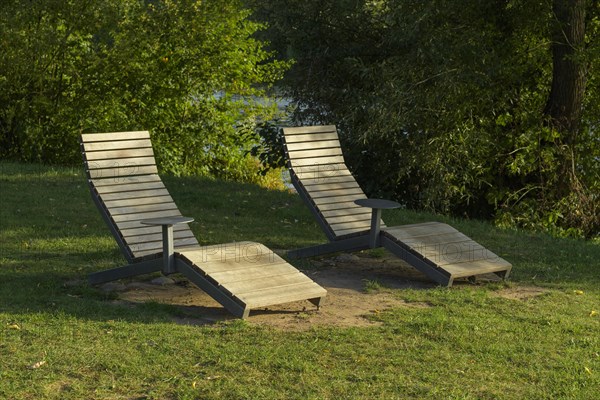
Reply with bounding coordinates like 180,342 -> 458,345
249,119 -> 288,173
253,0 -> 599,238
0,0 -> 291,183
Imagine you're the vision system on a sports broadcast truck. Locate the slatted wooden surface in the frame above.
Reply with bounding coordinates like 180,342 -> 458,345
282,125 -> 384,238
82,131 -> 327,315
178,242 -> 327,308
384,222 -> 512,278
81,131 -> 199,259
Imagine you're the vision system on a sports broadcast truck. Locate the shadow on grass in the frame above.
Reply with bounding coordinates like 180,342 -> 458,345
2,161 -> 599,326
0,266 -> 237,325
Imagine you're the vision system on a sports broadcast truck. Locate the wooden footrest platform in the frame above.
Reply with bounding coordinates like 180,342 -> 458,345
383,222 -> 512,283
176,242 -> 327,317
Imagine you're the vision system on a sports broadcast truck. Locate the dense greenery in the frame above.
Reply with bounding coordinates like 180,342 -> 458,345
1,0 -> 598,238
252,0 -> 600,239
0,0 -> 289,182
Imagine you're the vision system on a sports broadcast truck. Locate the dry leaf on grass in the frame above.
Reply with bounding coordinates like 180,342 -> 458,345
28,360 -> 46,370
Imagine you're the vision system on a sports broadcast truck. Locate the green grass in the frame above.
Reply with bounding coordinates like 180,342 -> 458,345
1,161 -> 599,399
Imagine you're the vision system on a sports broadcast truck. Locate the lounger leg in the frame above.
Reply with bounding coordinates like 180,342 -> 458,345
241,307 -> 251,319
494,268 -> 512,281
308,296 -> 326,309
88,259 -> 162,285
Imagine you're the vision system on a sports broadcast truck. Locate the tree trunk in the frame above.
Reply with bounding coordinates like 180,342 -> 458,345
543,0 -> 587,142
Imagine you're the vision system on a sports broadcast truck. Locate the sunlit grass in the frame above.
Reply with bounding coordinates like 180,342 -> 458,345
1,161 -> 599,399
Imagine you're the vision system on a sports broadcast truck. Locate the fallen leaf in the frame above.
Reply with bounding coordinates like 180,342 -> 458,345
574,290 -> 584,295
584,366 -> 592,375
8,324 -> 20,330
590,310 -> 597,317
28,360 -> 46,369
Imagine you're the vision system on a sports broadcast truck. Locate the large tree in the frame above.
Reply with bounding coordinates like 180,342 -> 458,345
252,0 -> 599,237
545,0 -> 588,137
540,0 -> 597,236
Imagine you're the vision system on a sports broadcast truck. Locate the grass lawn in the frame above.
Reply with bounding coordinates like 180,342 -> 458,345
0,161 -> 598,399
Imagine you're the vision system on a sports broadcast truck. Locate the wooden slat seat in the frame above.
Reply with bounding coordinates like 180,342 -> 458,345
81,131 -> 196,260
81,131 -> 326,318
382,223 -> 512,280
282,125 -> 512,286
282,125 -> 384,240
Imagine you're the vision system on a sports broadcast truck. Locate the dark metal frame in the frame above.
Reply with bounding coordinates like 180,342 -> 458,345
80,137 -> 252,316
81,135 -> 325,318
281,127 -> 511,287
285,164 -> 455,285
284,167 -> 372,258
81,139 -> 165,285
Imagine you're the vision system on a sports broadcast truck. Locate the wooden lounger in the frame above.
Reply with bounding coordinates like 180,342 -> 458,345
81,131 -> 326,318
282,125 -> 512,287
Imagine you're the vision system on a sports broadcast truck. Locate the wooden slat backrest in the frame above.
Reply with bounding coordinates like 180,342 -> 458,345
282,125 -> 383,239
80,131 -> 199,261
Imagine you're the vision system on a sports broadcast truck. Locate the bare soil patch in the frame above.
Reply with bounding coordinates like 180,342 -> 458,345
106,252 -> 545,331
491,286 -> 548,300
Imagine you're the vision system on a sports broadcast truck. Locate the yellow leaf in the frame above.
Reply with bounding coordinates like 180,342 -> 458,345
28,360 -> 46,369
192,381 -> 197,388
590,310 -> 598,317
8,324 -> 20,330
584,366 -> 592,375
574,290 -> 584,295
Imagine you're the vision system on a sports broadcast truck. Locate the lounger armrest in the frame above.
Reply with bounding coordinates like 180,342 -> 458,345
354,199 -> 400,210
141,216 -> 194,274
354,199 -> 400,248
140,216 -> 195,227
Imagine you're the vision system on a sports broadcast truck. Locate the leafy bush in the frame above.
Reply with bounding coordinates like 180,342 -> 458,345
0,0 -> 291,182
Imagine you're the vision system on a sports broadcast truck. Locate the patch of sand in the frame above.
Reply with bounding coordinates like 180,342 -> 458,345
491,286 -> 548,300
106,252 -> 544,331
